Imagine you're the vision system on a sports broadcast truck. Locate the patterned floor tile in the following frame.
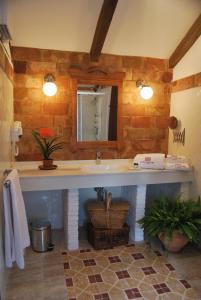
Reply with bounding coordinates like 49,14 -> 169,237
179,279 -> 191,288
94,292 -> 110,300
166,263 -> 175,271
141,266 -> 156,275
83,258 -> 96,267
66,278 -> 73,287
125,287 -> 142,299
132,253 -> 145,260
63,244 -> 199,300
153,282 -> 171,294
88,274 -> 103,283
116,270 -> 130,279
108,256 -> 121,263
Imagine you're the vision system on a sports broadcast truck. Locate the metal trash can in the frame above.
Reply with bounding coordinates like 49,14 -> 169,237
31,220 -> 52,252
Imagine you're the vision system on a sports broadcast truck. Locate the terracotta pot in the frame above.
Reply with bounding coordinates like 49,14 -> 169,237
43,159 -> 53,168
158,231 -> 189,253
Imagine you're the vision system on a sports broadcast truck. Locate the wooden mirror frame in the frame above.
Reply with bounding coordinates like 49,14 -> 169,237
70,68 -> 125,150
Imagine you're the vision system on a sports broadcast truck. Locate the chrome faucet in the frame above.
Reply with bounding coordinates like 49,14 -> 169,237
96,151 -> 101,165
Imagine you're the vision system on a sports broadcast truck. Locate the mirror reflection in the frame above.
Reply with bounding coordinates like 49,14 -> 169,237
77,84 -> 118,141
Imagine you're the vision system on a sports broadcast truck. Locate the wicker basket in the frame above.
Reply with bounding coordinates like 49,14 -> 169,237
87,199 -> 129,229
87,222 -> 130,250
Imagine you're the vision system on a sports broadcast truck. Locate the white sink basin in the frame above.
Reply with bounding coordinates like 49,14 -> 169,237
82,164 -> 119,172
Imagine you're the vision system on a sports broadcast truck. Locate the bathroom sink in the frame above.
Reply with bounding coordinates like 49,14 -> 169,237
82,164 -> 119,172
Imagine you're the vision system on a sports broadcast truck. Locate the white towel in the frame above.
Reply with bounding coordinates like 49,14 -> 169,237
3,169 -> 30,269
165,155 -> 190,170
133,153 -> 165,170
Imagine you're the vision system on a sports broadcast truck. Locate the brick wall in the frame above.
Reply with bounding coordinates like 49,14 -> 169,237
12,46 -> 172,161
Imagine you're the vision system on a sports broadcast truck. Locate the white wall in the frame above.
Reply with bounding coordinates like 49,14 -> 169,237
169,37 -> 201,197
169,88 -> 201,196
173,36 -> 201,80
0,44 -> 13,300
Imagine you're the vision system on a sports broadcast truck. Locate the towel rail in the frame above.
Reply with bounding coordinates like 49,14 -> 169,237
3,170 -> 14,233
3,169 -> 12,180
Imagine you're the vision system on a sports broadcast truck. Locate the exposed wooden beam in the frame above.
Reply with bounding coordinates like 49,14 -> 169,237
90,0 -> 118,62
169,13 -> 201,68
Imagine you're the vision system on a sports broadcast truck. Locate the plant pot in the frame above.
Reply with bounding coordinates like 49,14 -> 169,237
158,231 -> 189,253
43,159 -> 53,168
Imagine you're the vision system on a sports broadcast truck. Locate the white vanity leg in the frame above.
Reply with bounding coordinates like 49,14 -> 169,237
63,189 -> 79,250
135,185 -> 147,242
122,185 -> 147,242
180,182 -> 190,201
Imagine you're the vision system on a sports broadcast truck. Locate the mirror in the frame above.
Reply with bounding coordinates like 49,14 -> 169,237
70,69 -> 124,150
77,84 -> 118,141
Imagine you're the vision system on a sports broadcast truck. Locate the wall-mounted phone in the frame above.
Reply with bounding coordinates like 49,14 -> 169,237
11,121 -> 23,156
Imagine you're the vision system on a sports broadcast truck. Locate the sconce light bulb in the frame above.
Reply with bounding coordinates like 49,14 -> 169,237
43,82 -> 57,97
140,86 -> 153,100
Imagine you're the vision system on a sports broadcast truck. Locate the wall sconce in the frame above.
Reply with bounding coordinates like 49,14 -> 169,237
43,74 -> 57,96
136,79 -> 153,100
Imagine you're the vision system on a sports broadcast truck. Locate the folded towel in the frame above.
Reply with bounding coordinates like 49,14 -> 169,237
166,155 -> 187,163
3,169 -> 30,269
165,155 -> 190,170
165,162 -> 190,170
133,153 -> 165,170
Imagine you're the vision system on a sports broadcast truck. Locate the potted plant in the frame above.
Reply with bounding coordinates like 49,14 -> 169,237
32,128 -> 63,169
138,195 -> 201,252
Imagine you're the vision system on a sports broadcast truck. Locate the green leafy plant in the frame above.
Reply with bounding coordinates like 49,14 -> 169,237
32,128 -> 63,160
138,195 -> 201,243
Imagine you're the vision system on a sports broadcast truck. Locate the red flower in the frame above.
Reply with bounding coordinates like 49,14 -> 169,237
32,128 -> 63,160
39,128 -> 54,138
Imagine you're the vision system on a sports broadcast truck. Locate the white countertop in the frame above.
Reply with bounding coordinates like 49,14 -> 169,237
15,159 -> 194,192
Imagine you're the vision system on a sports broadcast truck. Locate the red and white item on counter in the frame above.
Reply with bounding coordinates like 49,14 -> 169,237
133,153 -> 165,170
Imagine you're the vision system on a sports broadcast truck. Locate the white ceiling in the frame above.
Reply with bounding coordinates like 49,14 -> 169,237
6,0 -> 201,59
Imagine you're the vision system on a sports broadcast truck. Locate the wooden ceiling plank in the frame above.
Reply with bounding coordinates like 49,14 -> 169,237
90,0 -> 118,62
169,13 -> 201,68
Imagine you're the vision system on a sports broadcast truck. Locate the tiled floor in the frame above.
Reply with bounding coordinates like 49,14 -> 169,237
5,230 -> 67,300
5,230 -> 201,300
62,243 -> 199,300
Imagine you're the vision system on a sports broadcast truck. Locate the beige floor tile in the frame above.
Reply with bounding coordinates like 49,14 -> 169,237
185,287 -> 200,299
85,282 -> 112,295
95,256 -> 111,268
165,277 -> 185,294
109,286 -> 128,300
101,269 -> 118,285
119,253 -> 134,264
138,281 -> 154,291
73,273 -> 89,290
81,265 -> 104,275
188,277 -> 201,296
107,262 -> 129,272
158,292 -> 183,300
69,257 -> 85,271
77,291 -> 94,300
140,289 -> 158,300
114,277 -> 139,290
